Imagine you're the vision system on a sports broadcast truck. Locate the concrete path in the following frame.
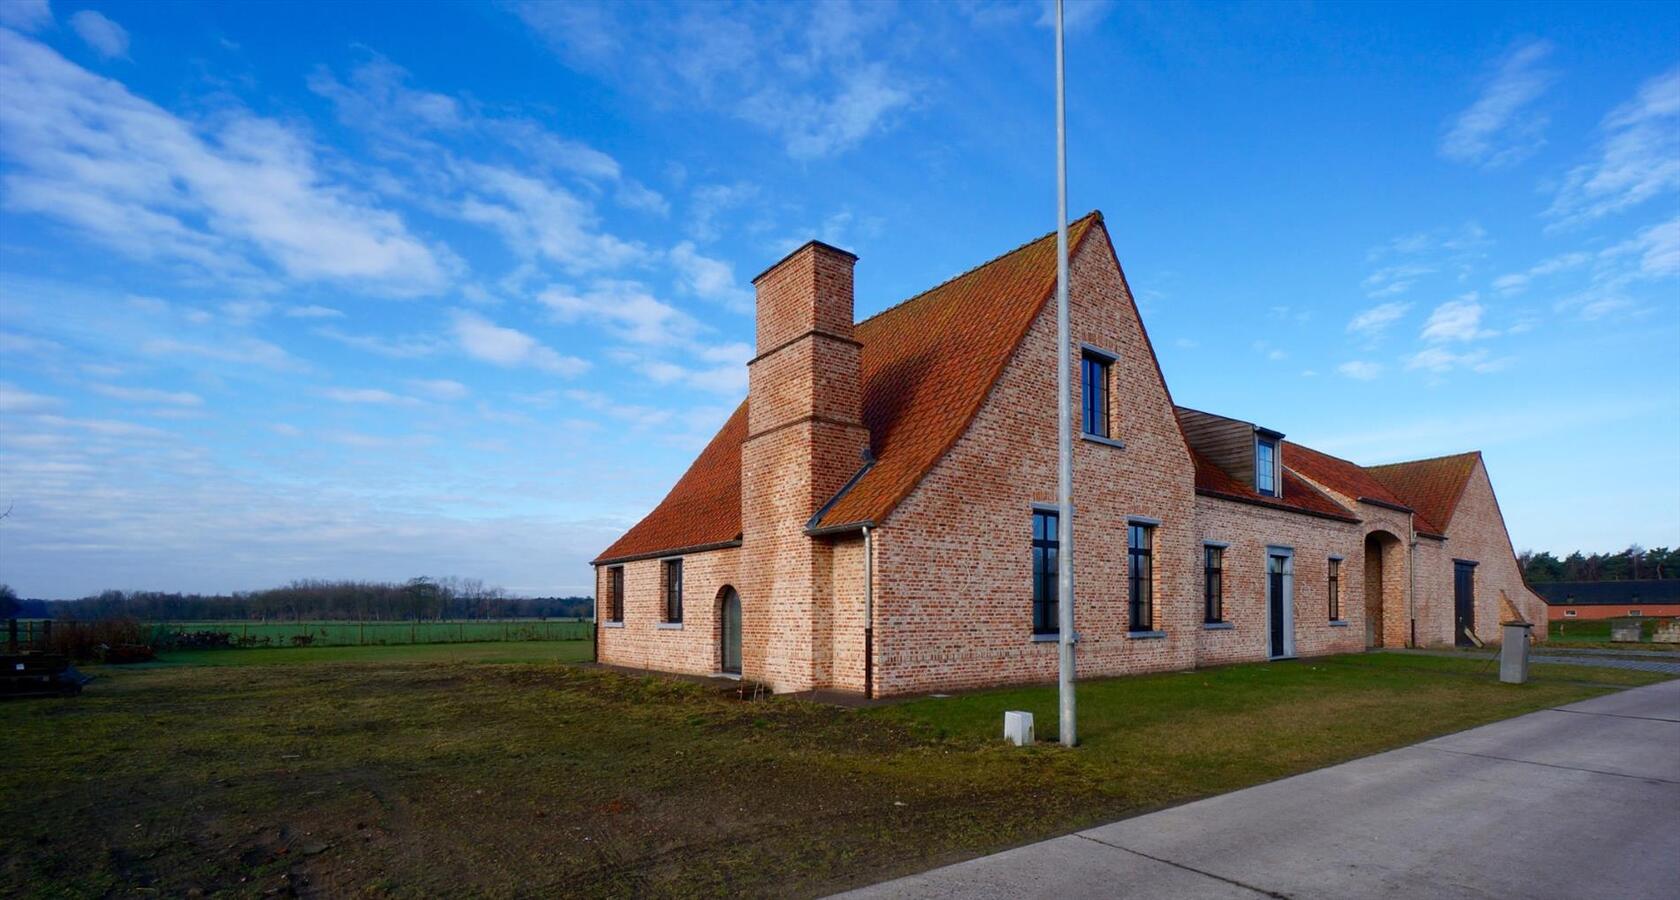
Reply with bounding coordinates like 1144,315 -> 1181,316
840,679 -> 1680,900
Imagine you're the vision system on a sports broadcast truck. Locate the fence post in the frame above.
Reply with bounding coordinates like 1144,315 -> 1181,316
6,618 -> 15,653
42,620 -> 52,651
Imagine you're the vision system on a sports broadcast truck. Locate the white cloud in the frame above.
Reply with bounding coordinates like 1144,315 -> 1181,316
313,326 -> 441,359
1547,66 -> 1680,225
90,383 -> 203,406
1034,0 -> 1114,31
407,378 -> 470,401
68,10 -> 129,59
1440,40 -> 1553,167
284,304 -> 344,319
537,279 -> 700,346
515,1 -> 917,160
0,32 -> 448,294
1420,295 -> 1495,342
1404,347 -> 1510,375
220,299 -> 272,323
1337,361 -> 1383,381
669,241 -> 754,313
0,381 -> 59,412
322,387 -> 420,406
0,0 -> 52,32
1491,251 -> 1590,295
460,164 -> 643,273
1361,264 -> 1433,298
33,413 -> 168,438
451,310 -> 587,376
1347,301 -> 1411,337
142,336 -> 300,371
687,182 -> 758,242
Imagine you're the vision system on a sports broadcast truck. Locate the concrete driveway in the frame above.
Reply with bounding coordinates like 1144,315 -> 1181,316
841,679 -> 1680,900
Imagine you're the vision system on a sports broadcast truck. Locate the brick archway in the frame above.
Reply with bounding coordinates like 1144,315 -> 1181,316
1364,530 -> 1405,649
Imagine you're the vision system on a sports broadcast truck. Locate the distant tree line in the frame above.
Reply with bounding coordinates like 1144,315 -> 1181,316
0,578 -> 593,622
1520,546 -> 1679,583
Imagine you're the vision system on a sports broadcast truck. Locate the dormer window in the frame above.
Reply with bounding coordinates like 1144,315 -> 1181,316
1256,436 -> 1278,497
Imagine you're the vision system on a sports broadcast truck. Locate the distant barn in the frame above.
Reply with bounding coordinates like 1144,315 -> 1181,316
1534,580 -> 1680,620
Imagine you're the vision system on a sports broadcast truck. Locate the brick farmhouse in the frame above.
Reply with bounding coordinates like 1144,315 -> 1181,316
592,213 -> 1547,697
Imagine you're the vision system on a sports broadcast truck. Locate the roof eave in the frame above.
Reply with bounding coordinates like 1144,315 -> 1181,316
592,538 -> 744,567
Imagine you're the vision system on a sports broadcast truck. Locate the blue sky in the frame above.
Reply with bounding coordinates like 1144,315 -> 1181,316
0,0 -> 1676,598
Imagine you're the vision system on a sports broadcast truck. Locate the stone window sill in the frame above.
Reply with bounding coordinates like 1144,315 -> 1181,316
1329,620 -> 1349,627
602,621 -> 625,629
1203,622 -> 1234,630
1126,630 -> 1166,640
1080,433 -> 1126,450
657,622 -> 683,630
1031,632 -> 1061,643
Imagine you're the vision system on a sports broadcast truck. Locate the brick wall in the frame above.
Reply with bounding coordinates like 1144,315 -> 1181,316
870,227 -> 1199,696
595,547 -> 740,675
1415,459 -> 1550,645
1190,495 -> 1366,665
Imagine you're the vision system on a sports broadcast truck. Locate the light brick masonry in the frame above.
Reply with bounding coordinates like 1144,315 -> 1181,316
592,216 -> 1547,696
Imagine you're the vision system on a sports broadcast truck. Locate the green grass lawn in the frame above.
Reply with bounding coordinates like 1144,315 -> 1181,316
1543,617 -> 1678,651
0,649 -> 1666,898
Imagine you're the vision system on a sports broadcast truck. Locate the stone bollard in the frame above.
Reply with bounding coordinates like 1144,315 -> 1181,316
1003,710 -> 1035,746
1500,622 -> 1533,684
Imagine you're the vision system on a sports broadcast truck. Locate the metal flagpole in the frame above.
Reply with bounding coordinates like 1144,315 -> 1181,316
1054,0 -> 1077,748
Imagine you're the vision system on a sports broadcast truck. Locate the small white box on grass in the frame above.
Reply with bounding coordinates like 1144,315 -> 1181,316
1003,710 -> 1034,746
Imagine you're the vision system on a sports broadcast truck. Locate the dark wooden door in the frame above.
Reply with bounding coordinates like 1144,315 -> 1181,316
1268,555 -> 1287,658
721,588 -> 742,674
1454,562 -> 1476,647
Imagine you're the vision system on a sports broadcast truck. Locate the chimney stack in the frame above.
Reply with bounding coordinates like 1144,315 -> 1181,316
740,240 -> 871,692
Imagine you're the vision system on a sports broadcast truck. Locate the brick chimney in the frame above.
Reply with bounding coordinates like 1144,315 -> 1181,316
740,240 -> 871,692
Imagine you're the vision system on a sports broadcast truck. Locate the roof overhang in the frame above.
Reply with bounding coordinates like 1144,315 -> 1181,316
593,538 -> 743,567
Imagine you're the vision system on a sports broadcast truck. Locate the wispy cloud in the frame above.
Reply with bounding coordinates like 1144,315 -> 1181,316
89,384 -> 203,407
1440,40 -> 1554,168
450,310 -> 588,376
0,32 -> 449,294
322,387 -> 420,407
1547,65 -> 1680,226
1404,346 -> 1510,375
313,326 -> 442,359
669,241 -> 754,313
538,280 -> 701,346
1491,251 -> 1591,295
1420,294 -> 1496,343
1336,360 -> 1383,381
0,381 -> 59,412
69,10 -> 130,60
285,304 -> 344,319
513,1 -> 918,160
1347,301 -> 1411,337
0,0 -> 52,32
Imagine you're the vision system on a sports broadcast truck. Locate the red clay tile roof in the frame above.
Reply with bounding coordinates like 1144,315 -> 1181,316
1190,448 -> 1359,523
817,213 -> 1102,528
1364,451 -> 1481,537
1281,441 -> 1445,534
594,402 -> 746,563
594,213 -> 1102,563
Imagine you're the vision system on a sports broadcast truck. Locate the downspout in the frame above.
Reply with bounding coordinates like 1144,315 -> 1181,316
862,525 -> 874,700
1407,537 -> 1418,648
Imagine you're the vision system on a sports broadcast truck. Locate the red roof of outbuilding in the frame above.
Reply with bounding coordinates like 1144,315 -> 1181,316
1282,441 -> 1446,535
594,213 -> 1103,564
1364,451 -> 1481,536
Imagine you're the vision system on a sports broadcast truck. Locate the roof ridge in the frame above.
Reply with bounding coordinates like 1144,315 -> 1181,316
857,210 -> 1103,329
1365,449 -> 1481,470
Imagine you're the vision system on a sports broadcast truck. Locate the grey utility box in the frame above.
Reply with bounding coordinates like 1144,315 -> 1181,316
1500,622 -> 1533,684
1003,710 -> 1035,746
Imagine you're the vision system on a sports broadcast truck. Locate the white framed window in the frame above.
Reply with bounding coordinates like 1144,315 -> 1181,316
1564,609 -> 1577,618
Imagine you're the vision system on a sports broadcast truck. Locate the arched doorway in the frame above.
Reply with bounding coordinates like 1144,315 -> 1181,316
1364,531 -> 1404,648
718,587 -> 741,675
